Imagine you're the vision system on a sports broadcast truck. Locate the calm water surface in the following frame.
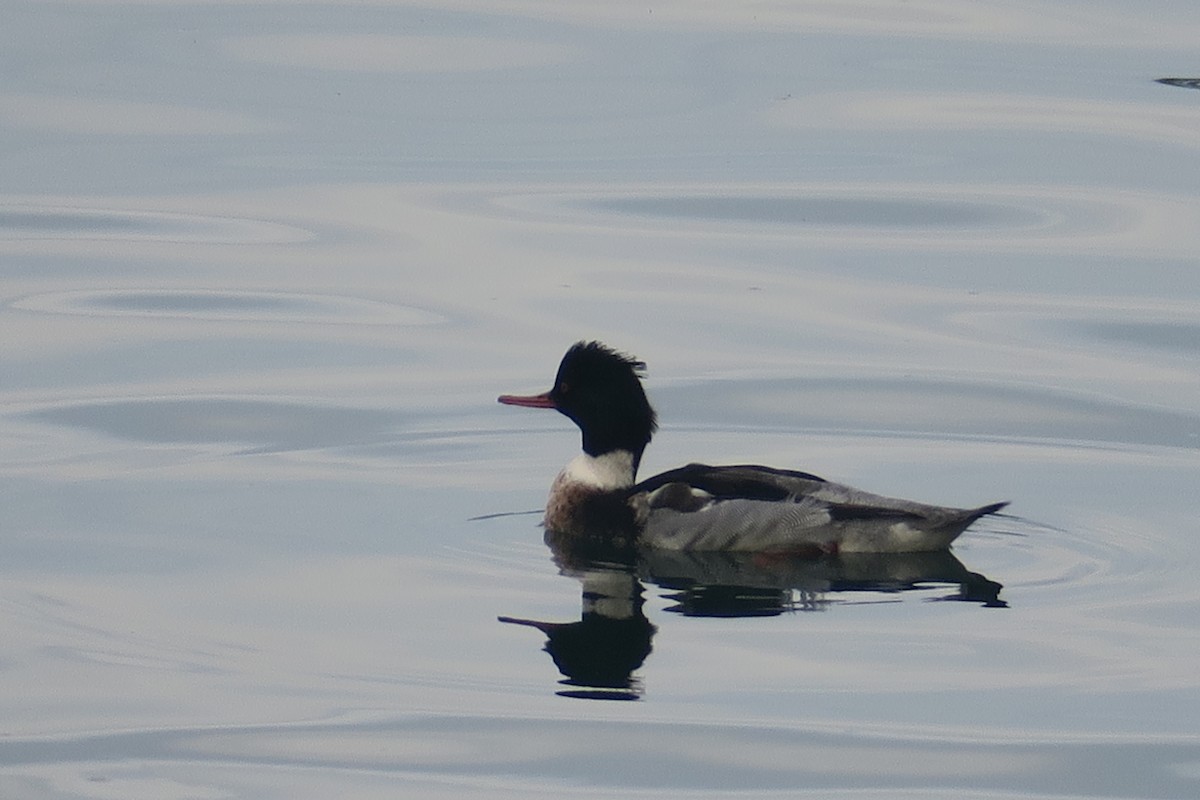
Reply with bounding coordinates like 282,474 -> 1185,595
2,1 -> 1199,798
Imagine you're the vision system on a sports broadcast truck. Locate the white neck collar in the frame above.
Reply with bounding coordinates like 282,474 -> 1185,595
560,450 -> 636,490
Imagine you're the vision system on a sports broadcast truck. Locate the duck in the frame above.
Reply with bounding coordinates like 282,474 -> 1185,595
499,341 -> 1007,554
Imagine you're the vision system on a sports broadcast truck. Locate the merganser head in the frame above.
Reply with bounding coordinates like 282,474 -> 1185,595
499,341 -> 658,471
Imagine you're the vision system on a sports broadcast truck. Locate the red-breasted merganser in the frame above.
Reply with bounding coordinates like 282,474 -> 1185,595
499,341 -> 1007,553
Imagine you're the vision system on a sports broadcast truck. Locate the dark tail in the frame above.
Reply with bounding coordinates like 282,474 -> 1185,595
967,501 -> 1010,522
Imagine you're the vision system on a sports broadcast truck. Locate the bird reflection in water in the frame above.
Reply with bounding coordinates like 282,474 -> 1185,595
500,536 -> 1005,700
500,562 -> 654,701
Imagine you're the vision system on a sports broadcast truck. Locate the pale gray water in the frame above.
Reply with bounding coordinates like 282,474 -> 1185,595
2,1 -> 1200,798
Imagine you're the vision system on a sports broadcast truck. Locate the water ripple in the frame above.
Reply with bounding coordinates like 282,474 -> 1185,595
0,205 -> 310,244
769,91 -> 1200,150
223,34 -> 575,73
961,308 -> 1200,359
23,398 -> 406,452
11,289 -> 445,326
655,377 -> 1200,452
492,185 -> 1067,236
483,182 -> 1200,257
0,714 -> 1195,798
587,194 -> 1044,230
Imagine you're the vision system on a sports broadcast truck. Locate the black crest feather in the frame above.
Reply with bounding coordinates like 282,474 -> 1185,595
552,341 -> 658,467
